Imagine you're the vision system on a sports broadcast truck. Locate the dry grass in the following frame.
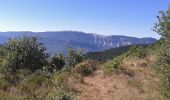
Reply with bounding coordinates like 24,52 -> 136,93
75,55 -> 161,100
0,56 -> 161,100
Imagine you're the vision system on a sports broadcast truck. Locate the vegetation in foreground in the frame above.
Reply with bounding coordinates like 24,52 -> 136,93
0,36 -> 85,99
0,5 -> 170,100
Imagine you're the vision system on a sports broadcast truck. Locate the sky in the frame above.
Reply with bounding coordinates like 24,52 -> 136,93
0,0 -> 169,38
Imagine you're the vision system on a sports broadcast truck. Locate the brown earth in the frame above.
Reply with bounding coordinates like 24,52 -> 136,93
76,57 -> 161,100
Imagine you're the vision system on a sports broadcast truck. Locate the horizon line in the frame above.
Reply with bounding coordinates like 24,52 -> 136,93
0,30 -> 159,39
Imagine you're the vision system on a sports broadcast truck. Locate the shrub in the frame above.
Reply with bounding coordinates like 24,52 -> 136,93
59,93 -> 71,100
103,57 -> 122,74
0,45 -> 6,67
49,54 -> 65,72
0,78 -> 12,91
15,71 -> 52,99
66,48 -> 84,68
53,71 -> 70,86
153,6 -> 170,99
15,68 -> 31,80
125,46 -> 147,58
2,36 -> 48,72
52,71 -> 78,100
74,60 -> 98,76
156,44 -> 170,98
28,73 -> 48,85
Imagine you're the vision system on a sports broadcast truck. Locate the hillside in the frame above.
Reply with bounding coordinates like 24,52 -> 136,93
0,1 -> 170,100
0,31 -> 157,54
76,56 -> 160,100
84,45 -> 148,61
0,35 -> 169,100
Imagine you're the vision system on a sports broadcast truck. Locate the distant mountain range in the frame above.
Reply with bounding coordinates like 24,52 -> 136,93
0,31 -> 157,54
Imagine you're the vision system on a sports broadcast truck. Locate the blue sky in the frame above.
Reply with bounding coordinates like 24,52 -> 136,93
0,0 -> 169,38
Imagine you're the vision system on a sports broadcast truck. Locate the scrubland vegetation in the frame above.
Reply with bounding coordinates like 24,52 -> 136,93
0,5 -> 170,100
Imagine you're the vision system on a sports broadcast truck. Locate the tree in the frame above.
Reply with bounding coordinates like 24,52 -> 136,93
66,48 -> 84,68
0,45 -> 6,66
50,53 -> 65,72
153,5 -> 170,97
153,5 -> 170,41
2,36 -> 49,72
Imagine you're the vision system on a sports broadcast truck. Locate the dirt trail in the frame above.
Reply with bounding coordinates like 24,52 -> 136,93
84,70 -> 113,95
76,58 -> 160,100
77,70 -> 133,100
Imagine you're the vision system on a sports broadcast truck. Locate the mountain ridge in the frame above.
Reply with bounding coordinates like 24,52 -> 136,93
0,30 -> 157,38
0,31 -> 157,54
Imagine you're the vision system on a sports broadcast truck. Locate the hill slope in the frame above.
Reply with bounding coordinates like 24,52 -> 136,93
84,45 -> 149,61
84,45 -> 133,61
74,55 -> 161,100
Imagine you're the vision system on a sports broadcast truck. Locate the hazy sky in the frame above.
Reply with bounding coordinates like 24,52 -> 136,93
0,0 -> 169,38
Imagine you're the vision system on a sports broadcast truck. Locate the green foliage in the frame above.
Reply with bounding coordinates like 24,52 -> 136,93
50,54 -> 66,72
52,71 -> 78,100
58,92 -> 71,100
153,6 -> 170,99
1,70 -> 20,85
125,45 -> 147,58
67,48 -> 84,68
0,36 -> 82,99
103,57 -> 122,74
53,71 -> 70,86
146,40 -> 163,54
1,36 -> 48,72
0,68 -> 32,92
15,71 -> 52,99
155,43 -> 170,98
26,71 -> 49,85
57,88 -> 77,100
84,45 -> 149,62
0,45 -> 6,65
102,45 -> 143,75
153,7 -> 170,41
74,60 -> 98,76
84,45 -> 134,61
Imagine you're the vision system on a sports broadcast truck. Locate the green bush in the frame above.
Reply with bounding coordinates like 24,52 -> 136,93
74,60 -> 98,76
156,44 -> 170,98
52,71 -> 78,100
15,71 -> 52,99
59,93 -> 71,100
57,88 -> 77,100
0,37 -> 85,99
27,72 -> 48,85
125,46 -> 147,58
49,54 -> 65,72
103,57 -> 122,74
66,48 -> 84,68
15,68 -> 31,80
2,36 -> 48,72
53,71 -> 70,86
153,6 -> 170,99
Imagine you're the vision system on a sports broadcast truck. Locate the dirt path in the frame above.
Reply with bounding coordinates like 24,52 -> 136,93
84,70 -> 114,95
77,70 -> 132,100
76,62 -> 160,100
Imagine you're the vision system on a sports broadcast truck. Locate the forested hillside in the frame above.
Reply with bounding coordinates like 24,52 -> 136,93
84,45 -> 149,61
